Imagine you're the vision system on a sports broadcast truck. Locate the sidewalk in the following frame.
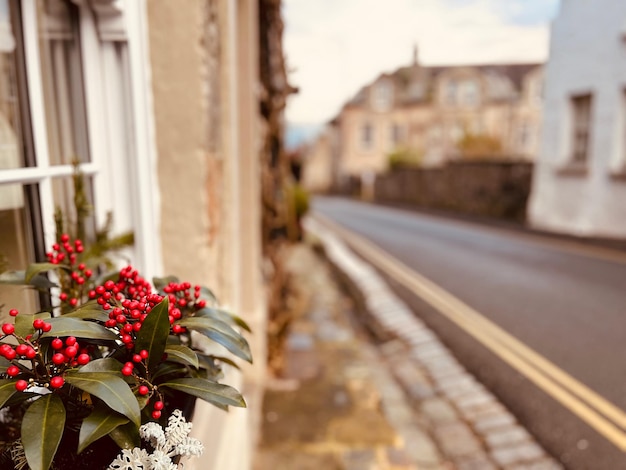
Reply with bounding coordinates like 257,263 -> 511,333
254,220 -> 563,470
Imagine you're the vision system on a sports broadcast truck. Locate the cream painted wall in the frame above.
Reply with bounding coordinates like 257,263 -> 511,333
147,1 -> 266,469
528,1 -> 626,237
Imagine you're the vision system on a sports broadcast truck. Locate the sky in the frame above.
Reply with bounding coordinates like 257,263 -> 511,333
283,0 -> 560,138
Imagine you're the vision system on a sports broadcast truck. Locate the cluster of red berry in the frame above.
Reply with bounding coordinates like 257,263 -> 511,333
45,234 -> 83,265
120,349 -> 164,418
46,235 -> 93,310
0,312 -> 71,392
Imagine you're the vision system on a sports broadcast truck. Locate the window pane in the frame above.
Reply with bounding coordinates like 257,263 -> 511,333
0,183 -> 39,320
37,0 -> 89,165
51,175 -> 96,242
0,0 -> 27,169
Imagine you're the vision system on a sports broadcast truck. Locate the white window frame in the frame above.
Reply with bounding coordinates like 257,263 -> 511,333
0,0 -> 161,280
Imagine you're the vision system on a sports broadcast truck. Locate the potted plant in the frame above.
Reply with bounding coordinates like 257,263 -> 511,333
0,190 -> 252,469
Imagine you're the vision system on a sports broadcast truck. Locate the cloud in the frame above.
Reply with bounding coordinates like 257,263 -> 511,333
283,0 -> 559,125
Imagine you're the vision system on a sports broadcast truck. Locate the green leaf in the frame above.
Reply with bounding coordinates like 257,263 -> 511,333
78,404 -> 129,454
22,394 -> 65,470
195,307 -> 251,332
135,298 -> 170,373
164,345 -> 199,369
15,312 -> 52,338
65,372 -> 140,427
161,377 -> 246,408
64,305 -> 109,322
178,317 -> 252,363
0,379 -> 17,408
109,421 -> 140,449
0,270 -> 25,285
200,286 -> 219,304
25,263 -> 68,283
152,275 -> 179,291
42,317 -> 118,341
0,357 -> 9,374
151,362 -> 185,382
78,358 -> 124,375
211,355 -> 241,370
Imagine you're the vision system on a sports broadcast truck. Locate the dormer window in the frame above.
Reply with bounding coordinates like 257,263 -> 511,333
460,80 -> 478,106
373,80 -> 393,111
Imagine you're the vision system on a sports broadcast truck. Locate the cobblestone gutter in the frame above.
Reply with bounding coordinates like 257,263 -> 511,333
306,216 -> 563,470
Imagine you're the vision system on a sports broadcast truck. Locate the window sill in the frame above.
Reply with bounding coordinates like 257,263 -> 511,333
555,163 -> 588,177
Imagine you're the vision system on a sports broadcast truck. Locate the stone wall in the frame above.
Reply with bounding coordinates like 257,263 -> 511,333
375,161 -> 533,221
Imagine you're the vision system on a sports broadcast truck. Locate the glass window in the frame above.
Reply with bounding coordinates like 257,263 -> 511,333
361,122 -> 373,150
571,94 -> 592,163
0,0 -> 27,169
0,183 -> 39,319
37,0 -> 89,165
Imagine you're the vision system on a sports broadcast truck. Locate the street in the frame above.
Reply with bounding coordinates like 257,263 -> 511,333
313,196 -> 626,469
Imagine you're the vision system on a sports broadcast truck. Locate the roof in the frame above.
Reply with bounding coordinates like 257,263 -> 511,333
345,62 -> 542,108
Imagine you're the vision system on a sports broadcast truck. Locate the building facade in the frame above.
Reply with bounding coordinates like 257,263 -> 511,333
314,49 -> 542,190
0,0 -> 267,468
527,1 -> 626,238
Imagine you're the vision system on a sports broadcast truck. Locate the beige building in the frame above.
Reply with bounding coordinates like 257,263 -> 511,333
0,0 -> 278,468
316,49 -> 543,189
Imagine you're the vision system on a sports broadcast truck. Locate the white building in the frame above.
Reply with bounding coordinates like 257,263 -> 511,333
528,1 -> 626,237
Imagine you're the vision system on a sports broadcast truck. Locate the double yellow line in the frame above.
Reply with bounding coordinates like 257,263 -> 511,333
315,214 -> 626,451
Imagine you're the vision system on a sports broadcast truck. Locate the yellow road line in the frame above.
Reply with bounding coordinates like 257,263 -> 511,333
314,214 -> 626,451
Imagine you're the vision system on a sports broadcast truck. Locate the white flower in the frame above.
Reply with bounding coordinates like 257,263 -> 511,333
164,410 -> 194,449
108,409 -> 203,470
147,450 -> 177,470
108,448 -> 151,470
140,422 -> 167,449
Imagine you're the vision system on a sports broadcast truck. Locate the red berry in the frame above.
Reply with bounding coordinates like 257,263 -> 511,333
4,349 -> 15,360
84,269 -> 92,278
140,350 -> 149,359
52,353 -> 66,365
151,410 -> 161,419
77,354 -> 90,365
172,324 -> 183,334
197,300 -> 206,308
138,385 -> 149,395
15,380 -> 28,391
9,309 -> 18,317
123,324 -> 133,333
121,334 -> 132,344
65,337 -> 77,346
25,347 -> 36,359
105,319 -> 117,328
78,263 -> 85,270
59,293 -> 68,301
52,338 -> 63,350
65,346 -> 78,357
33,319 -> 44,330
15,344 -> 28,356
132,354 -> 142,363
153,400 -> 164,411
2,324 -> 15,335
7,365 -> 19,377
50,376 -> 64,389
121,366 -> 133,376
69,298 -> 78,307
116,315 -> 127,324
61,234 -> 69,242
42,323 -> 52,332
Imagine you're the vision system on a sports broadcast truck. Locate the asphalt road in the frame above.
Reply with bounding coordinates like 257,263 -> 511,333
313,196 -> 626,469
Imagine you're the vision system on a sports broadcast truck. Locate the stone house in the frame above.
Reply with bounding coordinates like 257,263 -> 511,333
307,48 -> 543,191
527,0 -> 626,237
0,0 -> 278,468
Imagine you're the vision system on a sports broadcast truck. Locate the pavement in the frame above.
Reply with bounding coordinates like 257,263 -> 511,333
254,217 -> 564,470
